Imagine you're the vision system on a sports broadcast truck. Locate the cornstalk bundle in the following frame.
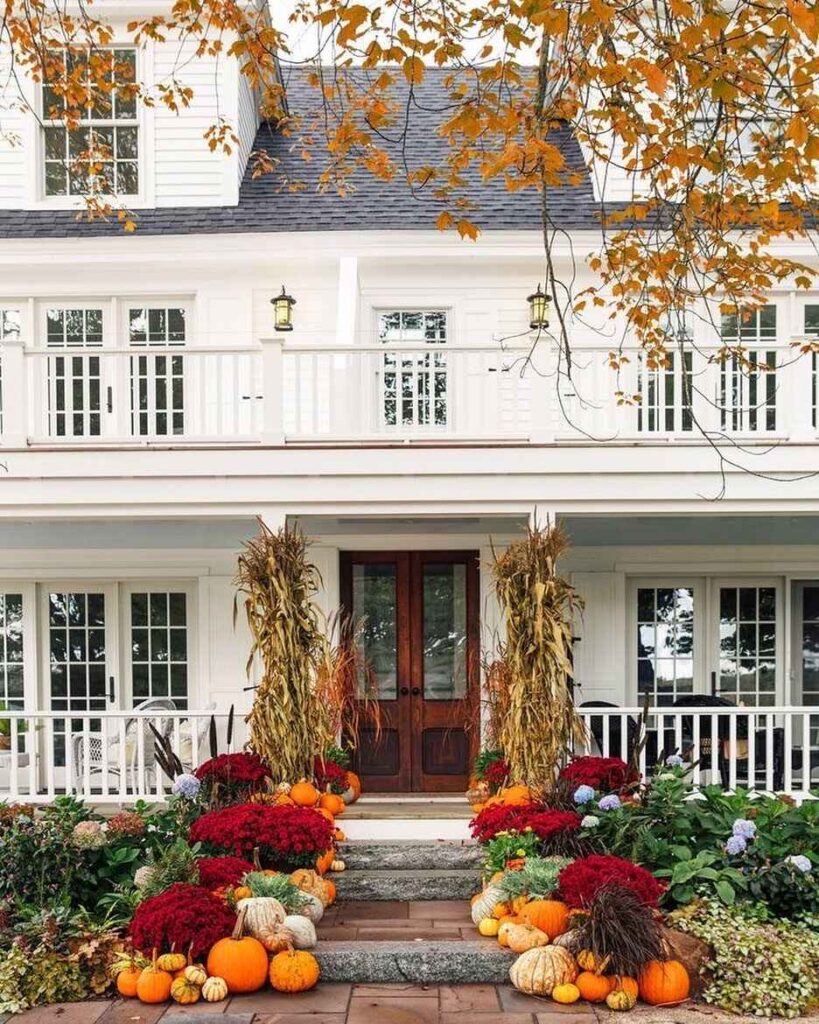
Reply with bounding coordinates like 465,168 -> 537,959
491,521 -> 586,788
236,520 -> 325,782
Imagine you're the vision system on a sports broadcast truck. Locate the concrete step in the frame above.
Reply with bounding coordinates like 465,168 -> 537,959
334,867 -> 480,902
339,840 -> 483,872
314,939 -> 514,984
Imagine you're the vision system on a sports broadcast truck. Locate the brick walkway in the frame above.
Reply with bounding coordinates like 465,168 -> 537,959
318,898 -> 481,939
10,983 -> 599,1023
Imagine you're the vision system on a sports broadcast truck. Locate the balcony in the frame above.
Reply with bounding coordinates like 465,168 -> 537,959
0,338 -> 816,447
0,705 -> 816,804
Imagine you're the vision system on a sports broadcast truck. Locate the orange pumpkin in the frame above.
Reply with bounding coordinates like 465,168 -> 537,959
116,967 -> 142,998
319,792 -> 345,816
576,971 -> 615,1002
136,959 -> 173,1004
500,784 -> 530,805
638,960 -> 690,1006
269,949 -> 320,992
290,780 -> 320,807
317,807 -> 335,823
520,899 -> 570,939
492,900 -> 512,920
346,770 -> 362,802
206,908 -> 269,994
324,879 -> 337,904
233,885 -> 252,901
315,848 -> 334,875
334,828 -> 346,842
615,976 -> 639,1001
275,793 -> 295,806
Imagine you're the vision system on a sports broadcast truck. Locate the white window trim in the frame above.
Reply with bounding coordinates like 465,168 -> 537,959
25,36 -> 156,210
119,298 -> 195,349
0,582 -> 37,713
371,306 -> 452,346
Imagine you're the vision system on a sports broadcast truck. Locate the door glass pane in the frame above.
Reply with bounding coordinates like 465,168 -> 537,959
379,310 -> 448,429
352,564 -> 397,699
802,587 -> 819,707
718,585 -> 776,706
130,591 -> 188,708
48,591 -> 106,765
423,563 -> 467,700
636,586 -> 694,706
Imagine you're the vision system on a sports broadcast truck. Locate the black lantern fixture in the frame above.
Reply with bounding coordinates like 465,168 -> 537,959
271,285 -> 296,332
527,282 -> 549,330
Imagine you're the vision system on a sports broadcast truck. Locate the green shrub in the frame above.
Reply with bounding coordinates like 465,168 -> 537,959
498,856 -> 572,901
671,898 -> 819,1018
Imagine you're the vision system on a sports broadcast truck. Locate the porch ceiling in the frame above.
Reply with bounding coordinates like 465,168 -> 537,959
0,517 -> 258,549
291,515 -> 529,536
560,514 -> 819,546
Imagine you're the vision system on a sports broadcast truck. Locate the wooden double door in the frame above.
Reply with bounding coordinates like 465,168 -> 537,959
340,550 -> 479,793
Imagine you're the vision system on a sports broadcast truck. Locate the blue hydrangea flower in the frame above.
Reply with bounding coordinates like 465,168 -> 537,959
581,815 -> 600,828
732,818 -> 757,840
665,754 -> 685,767
573,785 -> 595,805
172,772 -> 201,799
785,854 -> 812,873
725,834 -> 747,856
598,794 -> 622,811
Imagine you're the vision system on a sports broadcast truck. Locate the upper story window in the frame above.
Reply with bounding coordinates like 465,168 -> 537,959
719,305 -> 777,432
378,310 -> 448,428
42,49 -> 138,198
0,310 -> 21,341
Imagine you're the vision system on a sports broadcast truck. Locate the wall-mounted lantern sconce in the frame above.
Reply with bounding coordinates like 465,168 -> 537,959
527,283 -> 549,330
271,285 -> 296,332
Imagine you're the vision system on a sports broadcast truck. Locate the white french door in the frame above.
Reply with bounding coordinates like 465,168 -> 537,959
38,585 -> 119,785
710,579 -> 783,706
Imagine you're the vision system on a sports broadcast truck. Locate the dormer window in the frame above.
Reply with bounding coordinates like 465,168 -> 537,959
42,49 -> 138,198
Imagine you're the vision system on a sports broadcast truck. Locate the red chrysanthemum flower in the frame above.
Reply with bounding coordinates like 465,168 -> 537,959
189,802 -> 334,871
130,883 -> 236,958
313,757 -> 349,795
196,855 -> 254,890
559,757 -> 637,793
558,854 -> 665,908
470,803 -> 582,854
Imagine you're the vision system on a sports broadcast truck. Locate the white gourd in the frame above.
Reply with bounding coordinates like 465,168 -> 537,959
470,884 -> 505,925
201,976 -> 229,1002
297,892 -> 325,924
235,896 -> 286,938
282,914 -> 317,949
509,946 -> 578,996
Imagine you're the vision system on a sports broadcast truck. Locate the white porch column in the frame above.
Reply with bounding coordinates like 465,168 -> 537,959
260,337 -> 284,444
1,339 -> 28,447
335,255 -> 359,346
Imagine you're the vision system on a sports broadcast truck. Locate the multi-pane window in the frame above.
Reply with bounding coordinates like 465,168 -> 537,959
0,310 -> 22,434
130,592 -> 188,708
718,586 -> 777,706
129,308 -> 186,436
0,594 -> 24,718
637,352 -> 693,433
805,306 -> 819,429
46,308 -> 104,436
378,310 -> 448,428
43,49 -> 138,197
800,585 -> 819,708
719,306 -> 777,432
637,587 -> 695,706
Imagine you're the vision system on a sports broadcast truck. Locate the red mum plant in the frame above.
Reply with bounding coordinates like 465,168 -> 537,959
559,757 -> 637,793
471,803 -> 584,856
189,802 -> 334,871
483,758 -> 511,791
558,854 -> 665,909
196,855 -> 254,890
130,882 -> 236,958
194,752 -> 272,806
313,756 -> 349,795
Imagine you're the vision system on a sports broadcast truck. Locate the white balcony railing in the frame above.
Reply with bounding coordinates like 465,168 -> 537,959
0,338 -> 817,446
0,705 -> 816,805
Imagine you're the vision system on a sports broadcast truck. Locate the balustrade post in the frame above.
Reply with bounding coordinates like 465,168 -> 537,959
260,337 -> 285,444
0,339 -> 28,447
529,346 -> 556,443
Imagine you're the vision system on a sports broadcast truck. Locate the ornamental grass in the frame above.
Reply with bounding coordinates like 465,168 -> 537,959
488,522 -> 586,789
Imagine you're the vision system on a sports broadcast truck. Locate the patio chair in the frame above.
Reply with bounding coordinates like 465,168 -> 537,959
578,700 -> 648,764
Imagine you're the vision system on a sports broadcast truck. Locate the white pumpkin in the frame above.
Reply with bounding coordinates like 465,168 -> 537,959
282,914 -> 317,949
341,786 -> 356,804
509,946 -> 578,996
470,884 -> 505,925
296,891 -> 325,924
235,896 -> 286,938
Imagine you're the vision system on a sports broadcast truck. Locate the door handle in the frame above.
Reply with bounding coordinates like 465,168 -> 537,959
411,686 -> 421,696
108,676 -> 115,702
106,386 -> 113,414
400,686 -> 409,696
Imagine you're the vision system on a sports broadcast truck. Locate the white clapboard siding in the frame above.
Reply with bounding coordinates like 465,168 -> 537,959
236,74 -> 259,186
0,45 -> 27,207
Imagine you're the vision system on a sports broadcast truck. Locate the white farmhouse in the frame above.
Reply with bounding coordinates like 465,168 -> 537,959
1,15 -> 818,823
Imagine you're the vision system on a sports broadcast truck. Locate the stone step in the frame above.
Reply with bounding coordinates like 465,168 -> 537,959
334,867 -> 480,902
339,840 -> 483,871
314,939 -> 514,984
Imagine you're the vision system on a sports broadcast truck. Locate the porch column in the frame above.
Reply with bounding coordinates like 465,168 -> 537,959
1,338 -> 28,447
260,337 -> 284,444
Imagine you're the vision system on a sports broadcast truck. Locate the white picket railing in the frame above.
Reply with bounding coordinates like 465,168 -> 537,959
0,710 -> 245,804
0,705 -> 816,804
576,705 -> 819,797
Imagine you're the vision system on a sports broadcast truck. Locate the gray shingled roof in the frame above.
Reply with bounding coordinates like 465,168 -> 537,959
0,67 -> 601,239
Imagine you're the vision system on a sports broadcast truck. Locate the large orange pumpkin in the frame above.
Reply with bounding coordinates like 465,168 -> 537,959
520,899 -> 570,938
269,949 -> 320,992
638,960 -> 690,1005
290,780 -> 320,807
319,792 -> 345,816
576,971 -> 615,1002
206,909 -> 269,994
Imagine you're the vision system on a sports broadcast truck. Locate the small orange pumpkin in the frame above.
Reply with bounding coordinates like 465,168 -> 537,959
521,898 -> 570,939
233,885 -> 252,901
275,793 -> 295,806
576,971 -> 615,1003
116,967 -> 142,998
615,976 -> 639,1001
136,955 -> 173,1004
315,848 -> 334,875
269,948 -> 320,992
290,780 -> 320,807
638,960 -> 690,1006
324,878 -> 337,904
500,784 -> 531,805
206,908 -> 269,994
316,806 -> 335,823
346,770 -> 362,802
319,792 -> 345,816
492,900 -> 512,920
